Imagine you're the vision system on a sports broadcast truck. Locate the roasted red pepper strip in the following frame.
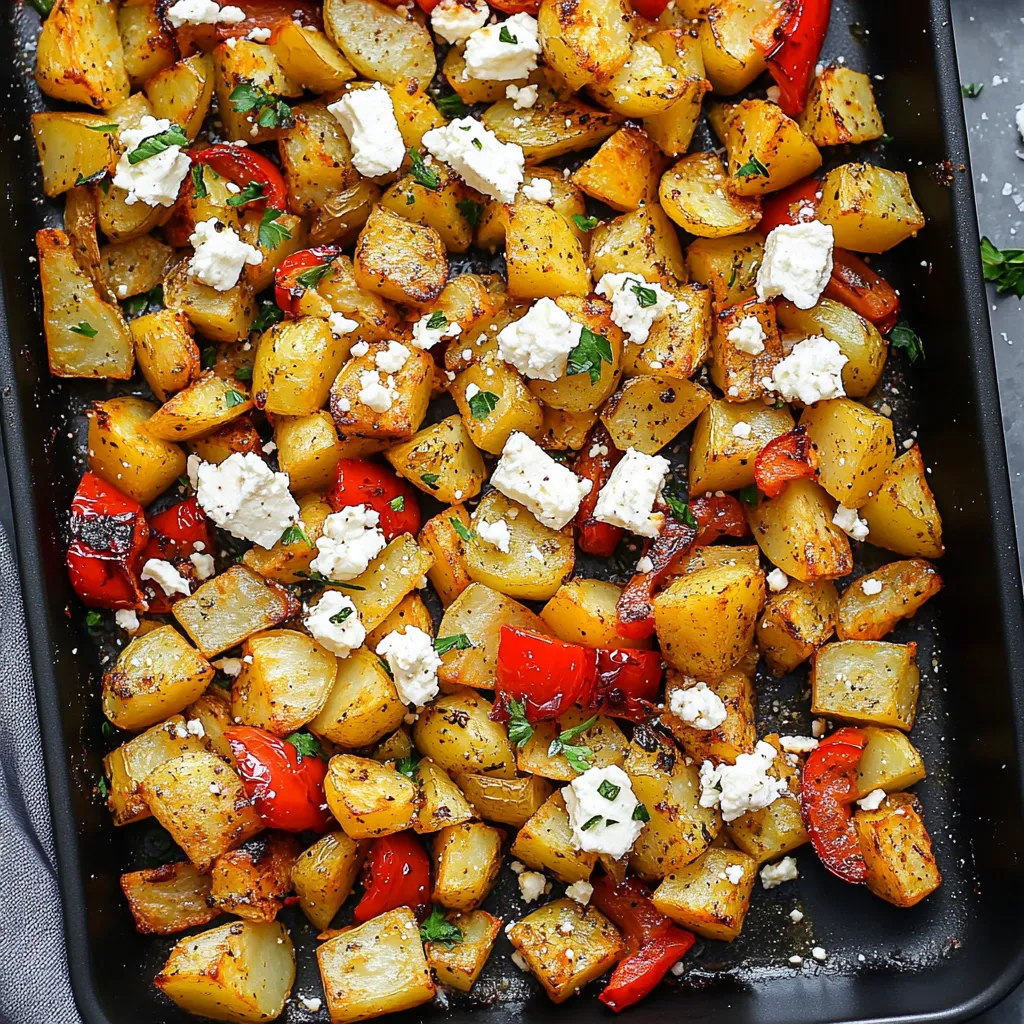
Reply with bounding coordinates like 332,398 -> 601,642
824,248 -> 901,334
573,424 -> 624,557
327,459 -> 421,541
586,648 -> 663,723
592,876 -> 696,1012
143,498 -> 211,562
753,425 -> 819,499
753,0 -> 831,118
801,727 -> 868,884
225,727 -> 334,834
692,494 -> 750,547
67,472 -> 149,610
213,0 -> 321,39
759,177 -> 822,235
274,246 -> 344,317
192,145 -> 287,212
353,832 -> 431,923
627,0 -> 671,18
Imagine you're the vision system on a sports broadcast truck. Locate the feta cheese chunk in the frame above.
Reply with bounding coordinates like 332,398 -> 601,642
213,657 -> 242,677
497,297 -> 581,381
304,591 -> 366,658
771,335 -> 847,405
189,552 -> 216,580
506,83 -> 538,109
328,83 -> 405,178
166,0 -> 245,28
832,503 -> 869,541
141,558 -> 191,597
430,0 -> 489,43
724,864 -> 745,885
422,117 -> 524,203
727,315 -> 767,355
188,219 -> 263,291
195,451 -> 300,549
668,680 -> 727,731
860,577 -> 883,596
463,13 -> 540,81
358,370 -> 393,412
856,788 -> 887,811
732,420 -> 752,439
375,340 -> 411,374
329,312 -> 359,337
491,431 -> 592,530
766,567 -> 789,592
594,272 -> 674,345
376,626 -> 442,706
411,311 -> 462,350
755,220 -> 835,309
778,735 -> 818,754
592,448 -> 670,538
699,740 -> 789,822
517,870 -> 548,902
564,879 -> 594,905
521,176 -> 553,202
310,505 -> 387,581
563,765 -> 647,859
760,856 -> 800,889
789,908 -> 804,923
247,26 -> 272,41
477,518 -> 512,553
114,609 -> 140,633
111,116 -> 191,208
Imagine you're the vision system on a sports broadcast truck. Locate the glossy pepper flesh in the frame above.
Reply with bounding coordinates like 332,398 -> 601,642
754,425 -> 819,498
274,246 -> 344,317
326,459 -> 421,541
353,831 -> 431,922
754,0 -> 832,118
573,424 -> 624,557
192,145 -> 288,212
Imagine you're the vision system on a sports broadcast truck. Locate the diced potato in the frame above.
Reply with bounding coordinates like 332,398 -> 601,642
454,773 -> 553,828
812,640 -> 920,730
381,165 -> 478,256
189,416 -> 262,465
291,831 -> 367,931
838,559 -> 942,641
173,566 -> 301,658
425,909 -> 502,993
726,767 -> 808,866
572,127 -> 667,211
538,407 -> 598,451
623,282 -> 713,380
506,201 -> 590,300
365,593 -> 434,650
817,163 -> 926,253
343,533 -> 434,632
142,752 -> 264,871
652,847 -> 757,940
685,231 -> 764,307
757,579 -> 839,676
797,67 -> 884,146
374,728 -> 414,764
31,112 -> 117,197
185,691 -> 235,762
212,40 -> 302,144
442,45 -> 531,104
511,792 -> 597,883
708,298 -> 782,401
587,204 -> 686,287
659,152 -> 761,237
853,792 -> 941,907
663,669 -> 756,765
853,726 -> 927,800
144,54 -> 215,142
210,832 -> 301,922
600,373 -> 712,454
240,494 -> 331,584
120,861 -> 219,935
318,907 -> 435,1023
642,30 -> 711,156
102,626 -> 214,732
269,20 -> 356,92
240,210 -> 309,293
99,235 -> 174,300
413,758 -> 475,834
131,310 -> 200,402
433,822 -> 504,911
698,0 -> 776,94
274,411 -> 345,495
540,579 -> 652,649
858,447 -> 944,559
414,689 -> 517,779
155,920 -> 295,1023
589,37 -> 690,117
516,707 -> 628,782
143,372 -> 252,442
747,479 -> 854,583
385,415 -> 487,505
163,258 -> 256,343
507,899 -> 625,1003
389,77 -> 445,152
419,507 -> 473,609
537,0 -> 632,90
324,754 -> 418,839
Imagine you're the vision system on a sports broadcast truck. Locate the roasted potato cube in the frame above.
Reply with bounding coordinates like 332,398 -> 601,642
685,231 -> 764,306
365,591 -> 434,649
413,758 -> 475,834
344,533 -> 434,632
442,45 -> 528,104
652,847 -> 757,940
324,754 -> 418,839
812,640 -> 920,730
156,920 -> 295,1022
453,772 -> 550,828
838,559 -> 942,642
600,373 -> 712,455
99,235 -> 174,300
291,831 -> 367,931
757,579 -> 839,676
189,416 -> 262,466
817,163 -> 926,253
663,669 -> 756,765
708,297 -> 783,401
698,0 -> 775,94
240,493 -> 331,584
506,201 -> 590,300
589,37 -> 690,117
516,707 -> 628,782
212,40 -> 302,144
31,112 -> 117,197
572,127 -> 667,211
853,792 -> 941,907
354,206 -> 448,308
537,0 -> 632,90
425,909 -> 502,993
274,412 -> 346,496
797,67 -> 884,146
623,282 -> 713,380
385,415 -> 487,504
642,30 -> 711,156
120,862 -> 219,936
381,166 -> 477,255
210,833 -> 301,922
142,752 -> 264,871
389,77 -> 445,151
541,579 -> 651,650
144,372 -> 253,442
419,506 -> 474,609
511,792 -> 598,883
660,152 -> 762,238
587,204 -> 686,287
269,20 -> 356,92
130,310 -> 200,402
241,210 -> 309,293
853,726 -> 927,800
164,258 -> 256,344
857,447 -> 944,558
144,54 -> 216,142
538,407 -> 598,452
433,822 -> 503,911
413,689 -> 517,779
508,899 -> 625,1003
185,691 -> 235,761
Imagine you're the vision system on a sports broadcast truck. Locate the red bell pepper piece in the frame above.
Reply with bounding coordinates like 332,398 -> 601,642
143,498 -> 211,562
66,472 -> 149,610
573,424 -> 624,557
274,246 -> 344,317
213,0 -> 321,39
759,177 -> 822,235
753,425 -> 819,499
691,494 -> 750,547
192,145 -> 287,212
327,459 -> 421,541
824,249 -> 901,334
753,0 -> 831,118
225,726 -> 334,833
801,727 -> 868,884
487,0 -> 540,11
591,876 -> 696,1012
628,0 -> 671,19
586,648 -> 663,723
353,831 -> 431,923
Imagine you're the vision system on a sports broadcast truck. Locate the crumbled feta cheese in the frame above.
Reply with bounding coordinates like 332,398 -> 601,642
304,591 -> 366,658
465,383 -> 481,401
186,718 -> 206,738
510,860 -> 525,874
766,567 -> 789,592
766,84 -> 781,104
357,370 -> 393,412
594,272 -> 674,345
732,420 -> 752,439
298,995 -> 323,1013
789,955 -> 804,966
506,83 -> 539,109
491,431 -> 592,530
592,448 -> 670,538
856,788 -> 887,811
517,870 -> 547,902
756,221 -> 835,309
724,864 -> 745,885
497,297 -> 581,381
477,518 -> 512,553
860,577 -> 883,596
376,626 -> 442,706
188,219 -> 263,291
328,83 -> 405,177
832,504 -> 869,542
310,505 -> 386,580
527,544 -> 544,562
772,336 -> 847,405
563,765 -> 647,858
778,736 -> 818,754
811,718 -> 827,738
111,116 -> 191,208
411,311 -> 462,350
114,609 -> 140,633
351,341 -> 370,358
521,176 -> 553,202
671,960 -> 686,977
166,0 -> 245,28
329,312 -> 359,337
668,680 -> 727,731
699,741 -> 789,822
812,946 -> 827,962
246,26 -> 272,41
564,880 -> 593,905
195,451 -> 299,549
511,950 -> 531,972
760,856 -> 800,889
727,315 -> 767,355
141,558 -> 191,597
189,552 -> 216,580
430,0 -> 489,43
463,13 -> 540,81
422,117 -> 524,203
213,657 -> 242,677
375,340 -> 411,374
636,555 -> 654,574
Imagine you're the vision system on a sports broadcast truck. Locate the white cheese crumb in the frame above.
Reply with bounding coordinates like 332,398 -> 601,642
635,555 -> 654,574
727,315 -> 767,355
189,552 -> 216,580
298,995 -> 323,1012
771,335 -> 847,405
594,272 -> 674,345
724,864 -> 745,885
521,176 -> 553,202
778,736 -> 818,754
511,950 -> 531,972
766,567 -> 789,592
477,518 -> 512,553
430,0 -> 489,43
593,448 -> 670,538
756,221 -> 834,309
422,117 -> 524,203
497,297 -> 581,381
668,680 -> 727,731
731,420 -> 752,439
166,0 -> 245,28
357,370 -> 393,412
246,26 -> 272,41
188,219 -> 263,291
760,856 -> 800,889
311,505 -> 386,580
304,591 -> 366,658
811,718 -> 826,738
140,558 -> 191,597
517,870 -> 548,902
812,946 -> 827,961
860,577 -> 883,596
375,340 -> 411,374
329,312 -> 359,337
114,609 -> 140,633
411,311 -> 462,350
463,12 -> 540,81
856,788 -> 887,811
699,741 -> 789,822
789,908 -> 804,923
506,83 -> 539,109
564,880 -> 593,905
328,83 -> 405,177
186,718 -> 206,738
376,626 -> 442,706
832,504 -> 869,542
213,657 -> 242,677
563,765 -> 646,858
111,116 -> 191,208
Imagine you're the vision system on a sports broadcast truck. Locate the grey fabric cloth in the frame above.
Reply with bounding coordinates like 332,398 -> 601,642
0,526 -> 83,1024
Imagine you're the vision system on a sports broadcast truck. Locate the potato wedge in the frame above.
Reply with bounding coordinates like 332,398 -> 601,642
660,152 -> 761,238
837,559 -> 942,641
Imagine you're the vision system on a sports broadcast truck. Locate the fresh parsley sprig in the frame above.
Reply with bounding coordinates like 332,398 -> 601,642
434,633 -> 473,656
547,715 -> 597,773
468,390 -> 499,420
230,82 -> 294,129
259,209 -> 292,249
285,731 -> 324,761
280,523 -> 313,548
981,237 -> 1024,298
408,147 -> 441,191
127,124 -> 189,165
505,696 -> 534,748
735,155 -> 769,179
889,320 -> 925,363
566,326 -> 612,384
420,905 -> 463,946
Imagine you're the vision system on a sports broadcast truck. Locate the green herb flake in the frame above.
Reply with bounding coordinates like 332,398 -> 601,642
880,132 -> 894,144
85,609 -> 102,629
252,298 -> 285,334
572,214 -> 599,232
124,285 -> 163,317
597,779 -> 621,801
201,345 -> 218,370
280,523 -> 313,548
230,82 -> 294,129
330,606 -> 353,625
295,262 -> 333,291
69,321 -> 98,338
295,570 -> 365,590
848,22 -> 869,44
457,198 -> 484,226
889,320 -> 925,363
632,802 -> 650,822
566,326 -> 612,384
258,208 -> 292,250
471,137 -> 483,150
449,517 -> 476,543
961,82 -> 984,99
436,93 -> 467,118
580,814 -> 602,831
227,181 -> 267,207
468,390 -> 500,420
735,155 -> 769,179
285,731 -> 324,762
408,146 -> 441,191
630,280 -> 659,308
548,715 -> 597,773
505,696 -> 534,748
434,633 -> 473,656
389,495 -> 405,512
234,365 -> 253,382
420,905 -> 463,946
74,169 -> 107,187
87,123 -> 119,133
422,472 -> 440,489
663,486 -> 698,527
127,124 -> 189,165
499,24 -> 518,43
224,389 -> 248,408
737,484 -> 760,507
426,311 -> 449,330
981,236 -> 1024,298
191,163 -> 208,199
26,0 -> 55,17
396,755 -> 420,779
96,775 -> 110,799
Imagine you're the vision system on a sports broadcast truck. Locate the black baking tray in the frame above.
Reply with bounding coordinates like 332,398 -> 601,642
3,0 -> 1024,1021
